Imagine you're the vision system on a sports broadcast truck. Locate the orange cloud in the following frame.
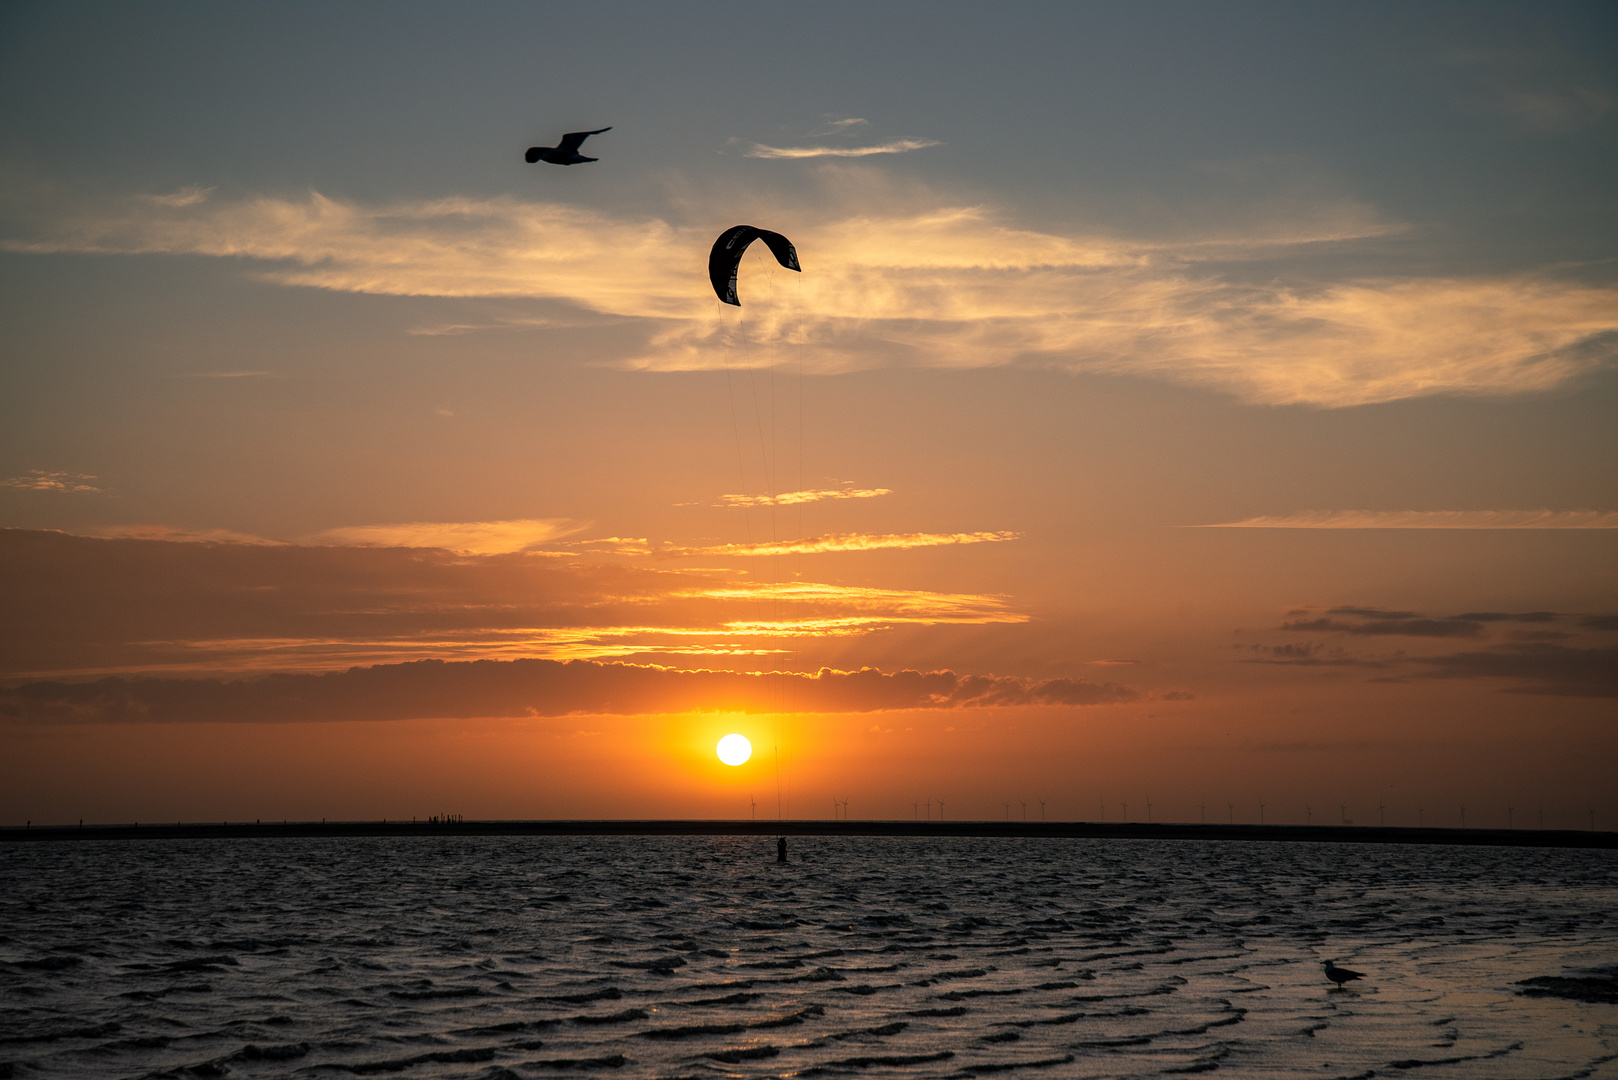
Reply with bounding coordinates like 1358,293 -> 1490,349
1199,510 -> 1618,529
717,487 -> 891,507
81,520 -> 596,552
308,518 -> 587,554
84,525 -> 284,545
662,531 -> 1019,557
12,179 -> 1612,406
0,529 -> 1025,678
1,470 -> 102,493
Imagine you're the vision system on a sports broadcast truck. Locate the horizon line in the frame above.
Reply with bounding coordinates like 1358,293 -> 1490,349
5,818 -> 1611,850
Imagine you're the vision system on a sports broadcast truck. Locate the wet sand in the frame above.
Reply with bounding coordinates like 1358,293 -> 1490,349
3,835 -> 1615,1078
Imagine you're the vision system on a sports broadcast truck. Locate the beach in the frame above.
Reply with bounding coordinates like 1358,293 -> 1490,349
3,835 -> 1615,1078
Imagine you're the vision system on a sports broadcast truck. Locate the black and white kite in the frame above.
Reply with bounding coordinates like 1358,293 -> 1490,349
708,225 -> 801,306
524,127 -> 612,165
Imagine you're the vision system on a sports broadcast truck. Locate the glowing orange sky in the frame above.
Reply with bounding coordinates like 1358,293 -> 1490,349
1,3 -> 1615,826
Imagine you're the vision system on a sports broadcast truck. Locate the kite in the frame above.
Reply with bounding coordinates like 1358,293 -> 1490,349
708,225 -> 801,306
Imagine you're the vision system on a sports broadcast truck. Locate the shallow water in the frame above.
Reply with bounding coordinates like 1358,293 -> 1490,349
2,837 -> 1615,1079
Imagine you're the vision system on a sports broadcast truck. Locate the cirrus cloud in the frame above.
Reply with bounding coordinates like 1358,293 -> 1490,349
717,486 -> 892,508
743,137 -> 942,159
1199,510 -> 1618,529
8,181 -> 1616,407
0,528 -> 1027,679
661,530 -> 1019,558
308,518 -> 587,555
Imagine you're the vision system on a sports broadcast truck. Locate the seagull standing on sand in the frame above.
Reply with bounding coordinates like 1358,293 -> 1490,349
525,127 -> 611,165
1324,960 -> 1365,987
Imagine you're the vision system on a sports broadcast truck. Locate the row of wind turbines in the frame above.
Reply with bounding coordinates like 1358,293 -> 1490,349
753,794 -> 1600,829
842,797 -> 1054,821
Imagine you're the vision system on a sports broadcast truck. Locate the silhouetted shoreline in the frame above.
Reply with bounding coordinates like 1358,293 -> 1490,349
2,819 -> 1612,848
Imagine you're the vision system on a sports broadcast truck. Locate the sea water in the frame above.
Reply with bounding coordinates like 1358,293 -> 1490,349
2,836 -> 1614,1078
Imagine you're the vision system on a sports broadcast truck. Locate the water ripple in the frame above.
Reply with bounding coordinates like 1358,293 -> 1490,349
1,837 -> 1614,1078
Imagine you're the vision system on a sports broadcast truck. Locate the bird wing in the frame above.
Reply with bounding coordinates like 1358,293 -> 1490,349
558,127 -> 611,153
1339,967 -> 1365,979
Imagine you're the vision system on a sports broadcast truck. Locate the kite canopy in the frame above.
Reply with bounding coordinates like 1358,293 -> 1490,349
708,225 -> 801,306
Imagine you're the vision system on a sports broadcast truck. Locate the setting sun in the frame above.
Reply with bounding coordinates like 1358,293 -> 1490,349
716,734 -> 751,767
3,6 -> 1617,1075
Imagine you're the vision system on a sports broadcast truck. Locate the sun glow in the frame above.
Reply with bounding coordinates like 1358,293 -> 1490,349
716,733 -> 752,766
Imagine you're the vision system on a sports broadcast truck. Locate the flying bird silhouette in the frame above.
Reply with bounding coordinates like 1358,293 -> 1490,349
525,127 -> 611,165
1323,960 -> 1365,987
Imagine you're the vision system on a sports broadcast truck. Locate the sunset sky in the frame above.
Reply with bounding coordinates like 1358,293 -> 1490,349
2,1 -> 1614,828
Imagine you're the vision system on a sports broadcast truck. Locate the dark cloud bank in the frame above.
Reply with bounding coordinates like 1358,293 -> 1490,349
1262,606 -> 1618,697
1282,616 -> 1483,638
1413,644 -> 1618,699
1282,606 -> 1607,640
0,659 -> 1142,724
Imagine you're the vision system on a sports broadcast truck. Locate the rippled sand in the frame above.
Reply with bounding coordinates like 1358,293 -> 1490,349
2,837 -> 1615,1078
